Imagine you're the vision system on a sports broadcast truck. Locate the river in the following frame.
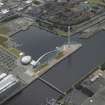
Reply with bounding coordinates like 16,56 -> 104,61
3,27 -> 105,105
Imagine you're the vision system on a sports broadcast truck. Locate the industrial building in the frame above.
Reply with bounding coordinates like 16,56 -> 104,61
53,65 -> 105,105
0,73 -> 21,103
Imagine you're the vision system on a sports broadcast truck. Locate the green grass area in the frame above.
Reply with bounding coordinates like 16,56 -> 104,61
38,63 -> 48,70
32,0 -> 41,5
101,63 -> 105,70
55,28 -> 67,37
88,0 -> 105,6
55,52 -> 64,59
0,24 -> 10,35
0,45 -> 17,58
8,48 -> 21,58
0,35 -> 8,47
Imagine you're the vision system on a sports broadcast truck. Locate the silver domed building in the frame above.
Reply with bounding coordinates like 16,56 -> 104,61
21,56 -> 32,65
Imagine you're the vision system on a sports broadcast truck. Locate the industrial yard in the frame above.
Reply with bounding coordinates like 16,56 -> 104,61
50,62 -> 105,105
0,0 -> 105,37
35,0 -> 105,37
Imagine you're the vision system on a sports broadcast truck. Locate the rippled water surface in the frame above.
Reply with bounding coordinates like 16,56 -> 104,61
4,27 -> 105,105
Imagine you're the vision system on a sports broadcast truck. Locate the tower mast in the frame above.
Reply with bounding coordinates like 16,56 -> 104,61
68,26 -> 71,48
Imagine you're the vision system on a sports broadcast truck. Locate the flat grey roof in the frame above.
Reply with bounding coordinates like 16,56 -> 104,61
82,87 -> 105,105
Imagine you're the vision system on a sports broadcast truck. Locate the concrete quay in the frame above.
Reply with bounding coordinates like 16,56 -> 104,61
30,43 -> 82,83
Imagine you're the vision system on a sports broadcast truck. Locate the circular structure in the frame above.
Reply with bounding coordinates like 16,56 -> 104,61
21,55 -> 32,65
30,60 -> 37,67
19,52 -> 24,56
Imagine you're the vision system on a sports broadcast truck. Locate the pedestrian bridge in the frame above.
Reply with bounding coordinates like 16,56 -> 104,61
32,49 -> 57,67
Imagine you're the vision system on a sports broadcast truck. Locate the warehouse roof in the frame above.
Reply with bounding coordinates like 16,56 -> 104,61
82,87 -> 105,105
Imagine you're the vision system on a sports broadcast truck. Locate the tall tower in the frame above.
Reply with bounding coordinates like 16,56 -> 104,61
68,26 -> 71,48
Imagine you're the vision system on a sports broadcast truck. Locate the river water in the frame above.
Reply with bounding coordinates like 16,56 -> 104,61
3,27 -> 105,105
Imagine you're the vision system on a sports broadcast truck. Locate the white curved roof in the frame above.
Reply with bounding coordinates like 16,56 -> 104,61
21,56 -> 32,65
